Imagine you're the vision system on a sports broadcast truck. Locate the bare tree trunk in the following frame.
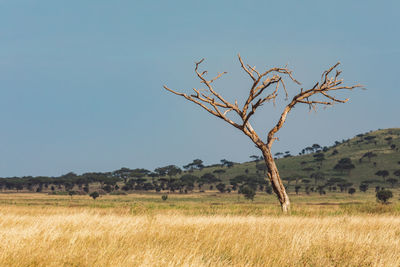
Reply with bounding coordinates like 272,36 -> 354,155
261,147 -> 290,213
164,54 -> 360,213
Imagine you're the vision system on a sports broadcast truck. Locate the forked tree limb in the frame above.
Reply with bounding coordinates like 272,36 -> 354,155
164,54 -> 361,146
163,85 -> 242,129
164,54 -> 362,213
266,61 -> 362,148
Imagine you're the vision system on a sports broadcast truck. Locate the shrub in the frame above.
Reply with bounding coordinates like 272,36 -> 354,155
121,184 -> 131,191
376,189 -> 393,204
348,188 -> 356,195
265,185 -> 272,195
295,185 -> 301,195
359,183 -> 368,193
90,191 -> 100,200
305,186 -> 310,195
83,185 -> 89,193
334,158 -> 355,173
216,183 -> 226,193
102,185 -> 113,193
240,186 -> 256,201
317,186 -> 326,195
387,178 -> 398,188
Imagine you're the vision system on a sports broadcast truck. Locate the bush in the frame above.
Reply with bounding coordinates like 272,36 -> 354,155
121,184 -> 131,191
102,185 -> 113,193
83,185 -> 89,193
376,189 -> 393,204
295,185 -> 301,195
265,185 -> 272,195
348,188 -> 356,195
161,195 -> 168,201
359,183 -> 368,193
90,191 -> 100,200
240,186 -> 256,201
68,190 -> 77,197
216,183 -> 226,193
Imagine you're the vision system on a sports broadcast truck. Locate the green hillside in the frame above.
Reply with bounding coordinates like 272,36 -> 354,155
1,128 -> 399,194
188,128 -> 400,188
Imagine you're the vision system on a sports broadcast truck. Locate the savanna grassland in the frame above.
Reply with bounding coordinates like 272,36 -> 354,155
1,128 -> 399,266
1,192 -> 400,267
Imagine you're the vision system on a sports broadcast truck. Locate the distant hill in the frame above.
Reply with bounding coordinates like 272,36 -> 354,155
1,128 -> 399,193
188,128 -> 400,187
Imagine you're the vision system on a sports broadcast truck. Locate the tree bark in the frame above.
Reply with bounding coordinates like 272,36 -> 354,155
261,146 -> 290,213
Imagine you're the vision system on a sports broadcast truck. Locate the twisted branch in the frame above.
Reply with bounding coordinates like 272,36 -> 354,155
164,55 -> 362,148
267,61 -> 363,148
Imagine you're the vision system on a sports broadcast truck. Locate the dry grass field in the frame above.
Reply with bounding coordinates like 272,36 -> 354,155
1,193 -> 400,266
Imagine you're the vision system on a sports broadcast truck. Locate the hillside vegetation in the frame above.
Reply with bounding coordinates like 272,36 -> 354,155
0,128 -> 399,196
208,128 -> 400,183
276,128 -> 400,184
185,128 -> 400,190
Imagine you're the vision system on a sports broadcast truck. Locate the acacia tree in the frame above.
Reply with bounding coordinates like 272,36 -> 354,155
375,170 -> 389,183
164,55 -> 360,212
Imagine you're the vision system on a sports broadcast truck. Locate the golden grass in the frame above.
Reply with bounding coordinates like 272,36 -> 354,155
1,205 -> 400,266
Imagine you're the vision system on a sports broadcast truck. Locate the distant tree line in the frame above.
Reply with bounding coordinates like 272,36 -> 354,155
1,128 -> 399,202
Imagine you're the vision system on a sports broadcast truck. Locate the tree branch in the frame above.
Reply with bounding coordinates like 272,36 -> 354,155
164,56 -> 361,150
194,59 -> 241,115
266,62 -> 362,148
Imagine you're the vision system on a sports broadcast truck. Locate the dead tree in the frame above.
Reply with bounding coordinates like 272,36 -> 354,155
164,55 -> 361,213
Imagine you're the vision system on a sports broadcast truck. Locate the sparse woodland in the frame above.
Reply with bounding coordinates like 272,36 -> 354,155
1,123 -> 399,267
1,129 -> 399,266
1,128 -> 399,199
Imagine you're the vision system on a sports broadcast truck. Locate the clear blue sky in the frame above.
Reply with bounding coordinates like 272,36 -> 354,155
0,1 -> 399,177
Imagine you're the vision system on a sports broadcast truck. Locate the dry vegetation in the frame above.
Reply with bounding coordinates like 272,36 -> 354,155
0,194 -> 400,266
